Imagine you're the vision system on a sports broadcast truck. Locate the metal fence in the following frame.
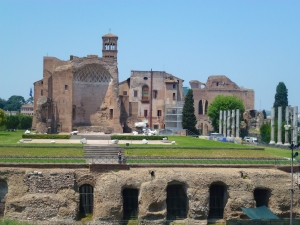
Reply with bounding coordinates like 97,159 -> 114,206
0,156 -> 296,166
227,219 -> 300,225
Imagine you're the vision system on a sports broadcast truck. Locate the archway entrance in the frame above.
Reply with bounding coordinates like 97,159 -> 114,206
208,183 -> 227,219
122,188 -> 139,219
0,181 -> 8,217
79,184 -> 93,216
166,184 -> 188,220
254,188 -> 270,207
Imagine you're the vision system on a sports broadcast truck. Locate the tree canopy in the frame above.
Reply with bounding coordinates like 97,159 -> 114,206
182,89 -> 199,134
0,98 -> 6,109
207,95 -> 245,131
273,82 -> 288,120
0,109 -> 6,127
3,95 -> 25,111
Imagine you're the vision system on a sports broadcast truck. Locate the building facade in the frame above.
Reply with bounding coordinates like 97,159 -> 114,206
119,71 -> 184,132
32,33 -> 122,133
190,75 -> 254,135
20,104 -> 34,116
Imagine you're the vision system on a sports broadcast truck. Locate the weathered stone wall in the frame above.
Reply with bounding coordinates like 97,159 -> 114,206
0,167 -> 298,224
191,75 -> 255,134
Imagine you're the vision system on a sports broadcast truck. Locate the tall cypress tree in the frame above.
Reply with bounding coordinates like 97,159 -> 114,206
273,82 -> 288,121
182,89 -> 198,134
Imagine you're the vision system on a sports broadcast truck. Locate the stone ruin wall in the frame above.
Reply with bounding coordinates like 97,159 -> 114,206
0,167 -> 299,224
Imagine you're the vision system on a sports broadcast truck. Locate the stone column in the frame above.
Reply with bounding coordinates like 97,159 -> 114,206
231,109 -> 235,137
223,110 -> 227,137
236,109 -> 240,137
293,106 -> 298,144
219,110 -> 223,134
277,106 -> 282,145
284,106 -> 290,146
270,107 -> 275,144
227,110 -> 231,137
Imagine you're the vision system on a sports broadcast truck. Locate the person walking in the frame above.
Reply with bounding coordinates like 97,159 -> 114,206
118,151 -> 122,163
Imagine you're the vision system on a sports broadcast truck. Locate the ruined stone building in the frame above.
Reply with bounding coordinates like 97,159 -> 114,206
32,33 -> 122,133
119,71 -> 184,132
190,76 -> 255,135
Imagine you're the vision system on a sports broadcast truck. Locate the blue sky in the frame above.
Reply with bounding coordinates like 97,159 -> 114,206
0,0 -> 299,111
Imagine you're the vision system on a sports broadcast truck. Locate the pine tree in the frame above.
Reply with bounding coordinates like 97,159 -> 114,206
273,82 -> 288,121
182,89 -> 199,134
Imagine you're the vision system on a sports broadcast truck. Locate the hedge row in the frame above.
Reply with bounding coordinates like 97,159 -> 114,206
22,134 -> 71,139
111,135 -> 168,140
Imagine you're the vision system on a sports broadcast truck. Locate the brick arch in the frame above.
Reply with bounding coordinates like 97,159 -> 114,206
77,175 -> 96,188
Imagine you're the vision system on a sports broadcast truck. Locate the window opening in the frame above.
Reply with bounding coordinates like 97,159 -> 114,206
134,90 -> 138,97
123,91 -> 127,96
72,105 -> 76,120
208,184 -> 226,219
199,100 -> 203,114
41,89 -> 43,96
254,188 -> 270,207
123,188 -> 139,220
166,184 -> 187,220
142,86 -> 149,101
110,109 -> 113,120
173,93 -> 176,100
79,184 -> 93,217
154,124 -> 159,129
143,77 -> 148,80
205,100 -> 208,115
65,85 -> 68,90
0,181 -> 8,217
157,110 -> 162,117
144,110 -> 148,117
173,84 -> 176,89
153,90 -> 157,99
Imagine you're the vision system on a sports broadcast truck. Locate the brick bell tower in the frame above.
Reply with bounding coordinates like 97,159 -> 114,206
102,33 -> 118,60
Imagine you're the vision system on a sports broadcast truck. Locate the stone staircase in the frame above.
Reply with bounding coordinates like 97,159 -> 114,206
84,145 -> 124,164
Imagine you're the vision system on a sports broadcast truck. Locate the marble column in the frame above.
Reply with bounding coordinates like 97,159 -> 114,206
293,106 -> 298,144
270,107 -> 275,144
236,109 -> 240,137
284,106 -> 290,146
231,109 -> 235,137
276,106 -> 283,145
227,110 -> 231,137
219,110 -> 223,134
223,110 -> 227,137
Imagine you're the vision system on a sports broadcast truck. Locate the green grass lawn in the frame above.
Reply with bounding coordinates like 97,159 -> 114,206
0,130 -> 295,161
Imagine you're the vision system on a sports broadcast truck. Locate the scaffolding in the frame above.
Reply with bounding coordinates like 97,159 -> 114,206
164,102 -> 183,132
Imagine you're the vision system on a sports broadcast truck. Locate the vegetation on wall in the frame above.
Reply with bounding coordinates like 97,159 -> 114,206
182,89 -> 199,134
207,95 -> 245,132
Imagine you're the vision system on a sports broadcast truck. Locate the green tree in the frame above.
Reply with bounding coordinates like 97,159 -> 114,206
18,114 -> 33,129
207,95 -> 245,131
0,109 -> 7,128
182,89 -> 199,134
0,98 -> 6,109
6,115 -> 19,129
273,82 -> 288,120
25,96 -> 34,104
262,110 -> 267,119
4,95 -> 25,111
260,122 -> 270,143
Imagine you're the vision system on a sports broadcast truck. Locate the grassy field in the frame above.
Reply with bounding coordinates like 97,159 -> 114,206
0,130 -> 295,160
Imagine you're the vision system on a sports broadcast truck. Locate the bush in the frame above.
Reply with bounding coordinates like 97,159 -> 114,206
111,135 -> 168,140
22,134 -> 70,139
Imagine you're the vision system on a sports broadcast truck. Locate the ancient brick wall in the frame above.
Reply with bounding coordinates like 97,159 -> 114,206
0,167 -> 298,224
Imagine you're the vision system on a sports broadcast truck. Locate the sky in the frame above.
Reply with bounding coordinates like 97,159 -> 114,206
0,0 -> 299,111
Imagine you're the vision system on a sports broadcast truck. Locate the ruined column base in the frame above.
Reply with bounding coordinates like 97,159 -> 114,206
284,143 -> 290,146
269,141 -> 275,145
276,142 -> 283,145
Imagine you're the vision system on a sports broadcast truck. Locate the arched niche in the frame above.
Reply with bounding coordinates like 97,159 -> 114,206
208,182 -> 228,219
122,188 -> 139,220
0,180 -> 8,217
79,184 -> 94,217
254,188 -> 271,207
166,182 -> 188,220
